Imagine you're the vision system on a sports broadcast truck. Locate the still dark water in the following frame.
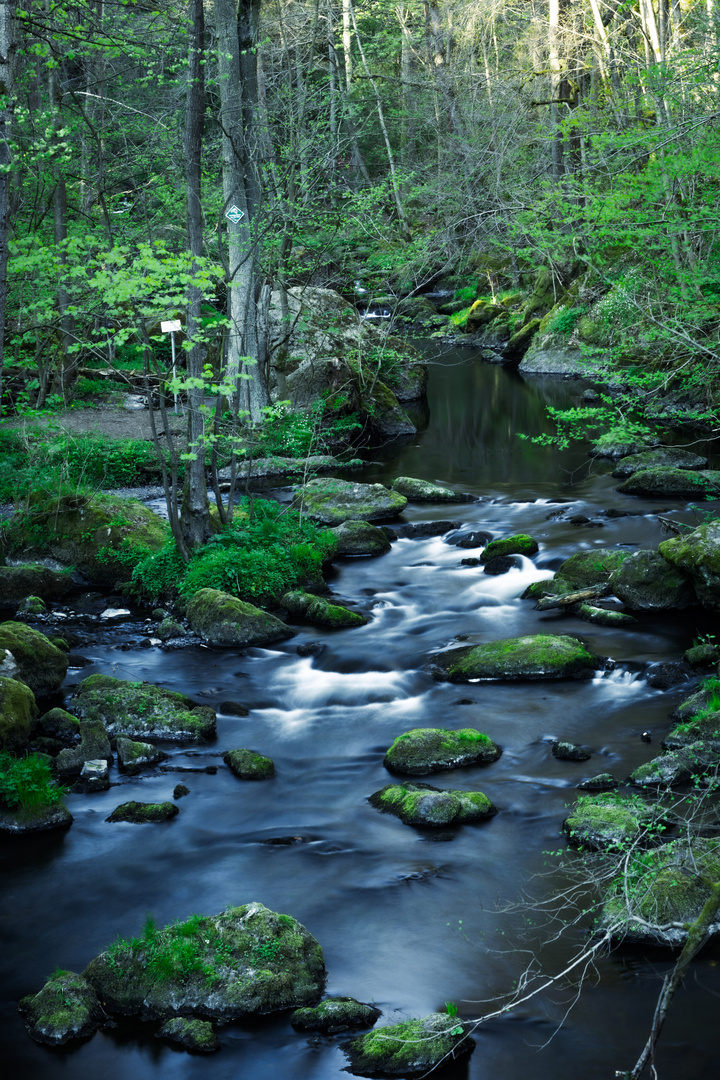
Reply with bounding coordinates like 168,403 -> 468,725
3,345 -> 720,1080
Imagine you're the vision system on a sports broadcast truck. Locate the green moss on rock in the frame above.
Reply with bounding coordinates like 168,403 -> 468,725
106,801 -> 179,823
292,478 -> 407,525
369,780 -> 496,827
659,522 -> 720,610
390,476 -> 471,503
224,748 -> 275,780
156,1017 -> 220,1052
384,727 -> 501,775
115,737 -> 166,774
0,564 -> 73,605
555,549 -> 630,588
281,590 -> 367,629
328,520 -> 391,557
612,448 -> 708,478
185,588 -> 294,647
291,997 -> 381,1034
343,1012 -> 475,1077
0,676 -> 38,751
563,792 -> 669,852
608,549 -> 696,610
19,971 -> 104,1046
0,622 -> 68,697
73,674 -> 216,742
481,534 -> 538,562
55,719 -> 111,779
617,468 -> 720,498
435,634 -> 599,682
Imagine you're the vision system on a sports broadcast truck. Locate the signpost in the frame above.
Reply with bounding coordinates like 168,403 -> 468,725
160,319 -> 182,413
225,204 -> 245,224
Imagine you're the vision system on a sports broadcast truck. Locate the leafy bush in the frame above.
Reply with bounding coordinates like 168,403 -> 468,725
73,376 -> 129,400
546,306 -> 587,336
0,751 -> 67,812
256,400 -> 362,459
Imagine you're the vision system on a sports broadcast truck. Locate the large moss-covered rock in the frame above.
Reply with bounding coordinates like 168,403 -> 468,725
328,520 -> 391,557
481,534 -> 538,562
663,711 -> 720,750
82,903 -> 325,1020
0,801 -> 73,833
562,792 -> 669,852
0,564 -> 73,606
56,719 -> 112,779
0,676 -> 38,751
505,317 -> 541,362
608,549 -> 697,610
617,468 -> 720,498
554,548 -> 631,588
5,494 -> 169,585
293,478 -> 407,525
281,590 -> 367,629
465,297 -> 503,331
659,522 -> 720,610
292,997 -> 381,1034
612,448 -> 708,478
73,674 -> 216,741
343,1012 -> 475,1077
185,589 -> 293,647
19,971 -> 104,1046
629,742 -> 720,787
390,476 -> 472,503
369,781 -> 496,827
600,838 -> 720,945
224,748 -> 275,780
0,622 -> 68,697
384,727 -> 501,775
35,707 -> 80,745
434,634 -> 599,682
107,801 -> 179,823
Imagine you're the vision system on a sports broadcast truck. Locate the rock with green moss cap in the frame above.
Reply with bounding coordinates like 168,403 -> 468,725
116,737 -> 167,774
522,576 -> 570,602
156,618 -> 186,642
281,590 -> 367,629
659,522 -> 720,610
563,792 -> 670,852
292,997 -> 381,1034
328,520 -> 392,557
384,727 -> 501,775
156,1017 -> 220,1052
434,634 -> 599,682
17,595 -> 47,615
683,642 -> 720,668
617,468 -> 720,498
554,548 -> 631,588
36,707 -> 80,746
0,564 -> 74,606
0,676 -> 38,751
608,549 -> 696,610
481,534 -> 538,562
369,781 -> 496,827
612,447 -> 708,478
106,801 -> 179,823
185,588 -> 294,647
224,748 -> 275,780
56,719 -> 111,779
599,837 -> 720,945
390,476 -> 472,503
630,742 -> 720,787
19,971 -> 104,1046
577,772 -> 620,792
663,712 -> 720,751
0,801 -> 73,833
82,902 -> 325,1020
0,622 -> 68,697
343,1012 -> 475,1077
73,674 -> 216,741
292,478 -> 407,525
590,435 -> 659,459
672,681 -> 720,724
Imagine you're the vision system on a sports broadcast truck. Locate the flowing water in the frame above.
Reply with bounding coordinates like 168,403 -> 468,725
3,344 -> 720,1080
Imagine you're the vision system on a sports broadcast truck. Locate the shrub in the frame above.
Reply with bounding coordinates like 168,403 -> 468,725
0,751 -> 67,812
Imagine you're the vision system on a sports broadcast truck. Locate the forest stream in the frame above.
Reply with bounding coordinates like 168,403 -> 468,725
3,343 -> 720,1080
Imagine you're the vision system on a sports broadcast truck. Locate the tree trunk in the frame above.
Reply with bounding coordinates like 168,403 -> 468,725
0,0 -> 14,414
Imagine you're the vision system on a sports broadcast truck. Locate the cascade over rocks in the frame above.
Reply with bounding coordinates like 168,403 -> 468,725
433,634 -> 600,682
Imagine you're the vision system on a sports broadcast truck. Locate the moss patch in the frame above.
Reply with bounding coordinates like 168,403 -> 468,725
185,588 -> 294,648
0,622 -> 68,697
343,1012 -> 475,1077
281,590 -> 367,629
224,749 -> 275,781
435,634 -> 599,682
0,676 -> 38,751
73,674 -> 216,742
384,727 -> 501,775
19,971 -> 104,1046
106,801 -> 179,823
563,792 -> 670,853
481,534 -> 538,562
369,781 -> 496,827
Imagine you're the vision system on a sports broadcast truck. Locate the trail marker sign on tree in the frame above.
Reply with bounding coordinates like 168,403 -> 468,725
225,205 -> 245,224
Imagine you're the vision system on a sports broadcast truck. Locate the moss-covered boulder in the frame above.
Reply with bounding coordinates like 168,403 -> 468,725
157,1017 -> 220,1052
224,748 -> 275,780
617,468 -> 720,498
612,448 -> 708,478
281,590 -> 367,629
343,1012 -> 475,1077
577,773 -> 620,792
465,298 -> 503,331
82,902 -> 325,1020
156,618 -> 186,642
384,727 -> 501,775
590,434 -> 659,459
73,674 -> 216,742
0,622 -> 68,697
630,742 -> 720,787
600,838 -> 720,945
505,317 -> 541,362
434,634 -> 599,682
369,781 -> 496,827
563,792 -> 669,852
0,801 -> 73,833
390,476 -> 472,503
115,737 -> 167,774
328,520 -> 392,557
19,971 -> 104,1046
56,719 -> 112,779
185,589 -> 294,648
608,549 -> 697,610
481,534 -> 538,562
292,997 -> 381,1034
573,603 -> 636,627
659,522 -> 720,610
0,676 -> 38,751
35,707 -> 80,745
554,548 -> 631,588
17,595 -> 47,615
293,478 -> 407,525
663,712 -> 720,750
0,564 -> 73,607
4,494 -> 169,586
106,801 -> 179,823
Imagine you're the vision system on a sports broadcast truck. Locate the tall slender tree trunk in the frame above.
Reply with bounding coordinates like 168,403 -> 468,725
0,0 -> 15,414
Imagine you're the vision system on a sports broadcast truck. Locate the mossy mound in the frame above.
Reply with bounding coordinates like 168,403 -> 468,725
36,707 -> 80,745
0,676 -> 38,751
19,971 -> 104,1046
522,576 -> 569,602
156,1017 -> 220,1053
0,802 -> 73,833
106,801 -> 179,823
73,674 -> 216,742
82,902 -> 325,1020
224,749 -> 275,780
156,619 -> 186,641
434,634 -> 599,682
600,838 -> 720,944
0,622 -> 68,697
291,997 -> 381,1034
5,493 -> 169,585
612,447 -> 708,478
481,534 -> 538,562
17,595 -> 47,615
328,520 -> 392,557
343,1012 -> 475,1077
56,720 -> 112,779
629,742 -> 720,787
577,773 -> 620,792
281,590 -> 367,629
115,737 -> 166,774
563,792 -> 669,852
390,476 -> 471,503
369,781 -> 496,827
659,522 -> 720,610
185,588 -> 294,648
555,548 -> 631,588
292,478 -> 407,525
0,564 -> 73,606
617,468 -> 720,498
384,727 -> 501,775
608,549 -> 696,610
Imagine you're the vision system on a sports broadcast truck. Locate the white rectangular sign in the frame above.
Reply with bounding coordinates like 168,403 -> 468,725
161,320 -> 181,333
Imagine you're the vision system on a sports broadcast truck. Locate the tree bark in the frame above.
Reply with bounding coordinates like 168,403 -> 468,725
0,0 -> 14,413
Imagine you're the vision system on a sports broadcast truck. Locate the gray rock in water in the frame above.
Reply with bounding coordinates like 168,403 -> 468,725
577,772 -> 620,792
185,589 -> 294,648
292,997 -> 381,1034
56,720 -> 112,779
617,467 -> 720,498
434,634 -> 600,682
384,727 -> 501,775
609,549 -> 697,610
659,522 -> 720,611
630,741 -> 720,787
224,748 -> 275,780
343,1012 -> 475,1077
292,478 -> 407,525
106,801 -> 179,823
281,590 -> 367,629
116,737 -> 166,775
328,519 -> 391,556
19,971 -> 104,1045
156,1018 -> 220,1053
77,758 -> 110,793
369,781 -> 496,827
563,791 -> 668,852
390,476 -> 472,503
73,674 -> 216,742
612,447 -> 709,477
552,740 -> 591,761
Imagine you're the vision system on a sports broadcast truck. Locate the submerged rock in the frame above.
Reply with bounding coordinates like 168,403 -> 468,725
369,781 -> 496,827
156,1018 -> 220,1053
0,622 -> 68,698
106,801 -> 179,823
82,903 -> 325,1020
74,674 -> 216,742
434,634 -> 599,682
328,520 -> 391,557
185,588 -> 294,647
383,727 -> 501,775
293,478 -> 407,525
19,971 -> 104,1046
281,590 -> 367,629
563,792 -> 669,852
343,1012 -> 475,1077
291,997 -> 381,1034
612,447 -> 708,477
659,522 -> 720,610
608,549 -> 697,610
224,749 -> 275,780
390,476 -> 472,503
0,676 -> 38,751
481,534 -> 539,562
